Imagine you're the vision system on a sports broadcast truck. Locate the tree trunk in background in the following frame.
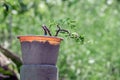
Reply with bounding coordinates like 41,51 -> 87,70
7,15 -> 12,48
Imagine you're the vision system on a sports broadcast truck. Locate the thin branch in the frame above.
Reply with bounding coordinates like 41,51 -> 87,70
55,25 -> 60,36
42,26 -> 47,35
44,26 -> 52,36
55,25 -> 70,36
0,45 -> 22,67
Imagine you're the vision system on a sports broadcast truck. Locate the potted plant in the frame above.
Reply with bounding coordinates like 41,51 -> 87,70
18,25 -> 84,80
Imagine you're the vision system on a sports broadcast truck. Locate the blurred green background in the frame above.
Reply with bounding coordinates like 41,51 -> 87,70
0,0 -> 120,80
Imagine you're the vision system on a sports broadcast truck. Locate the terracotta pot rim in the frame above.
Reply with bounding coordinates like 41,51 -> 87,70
17,35 -> 63,44
17,35 -> 63,39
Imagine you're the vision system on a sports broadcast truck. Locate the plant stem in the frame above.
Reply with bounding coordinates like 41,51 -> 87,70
55,25 -> 70,36
42,26 -> 47,35
44,26 -> 52,36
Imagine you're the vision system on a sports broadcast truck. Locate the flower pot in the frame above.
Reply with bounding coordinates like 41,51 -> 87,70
18,36 -> 63,65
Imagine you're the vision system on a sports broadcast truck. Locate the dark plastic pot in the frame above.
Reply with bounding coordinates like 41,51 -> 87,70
18,36 -> 63,65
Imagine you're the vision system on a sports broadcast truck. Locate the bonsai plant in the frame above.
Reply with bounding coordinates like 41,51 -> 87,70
18,24 -> 84,80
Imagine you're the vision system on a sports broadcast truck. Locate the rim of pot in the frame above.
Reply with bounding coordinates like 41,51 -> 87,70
17,35 -> 63,45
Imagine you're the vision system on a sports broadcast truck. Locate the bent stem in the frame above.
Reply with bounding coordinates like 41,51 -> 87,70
42,25 -> 52,36
55,25 -> 70,36
42,26 -> 47,35
42,25 -> 70,37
